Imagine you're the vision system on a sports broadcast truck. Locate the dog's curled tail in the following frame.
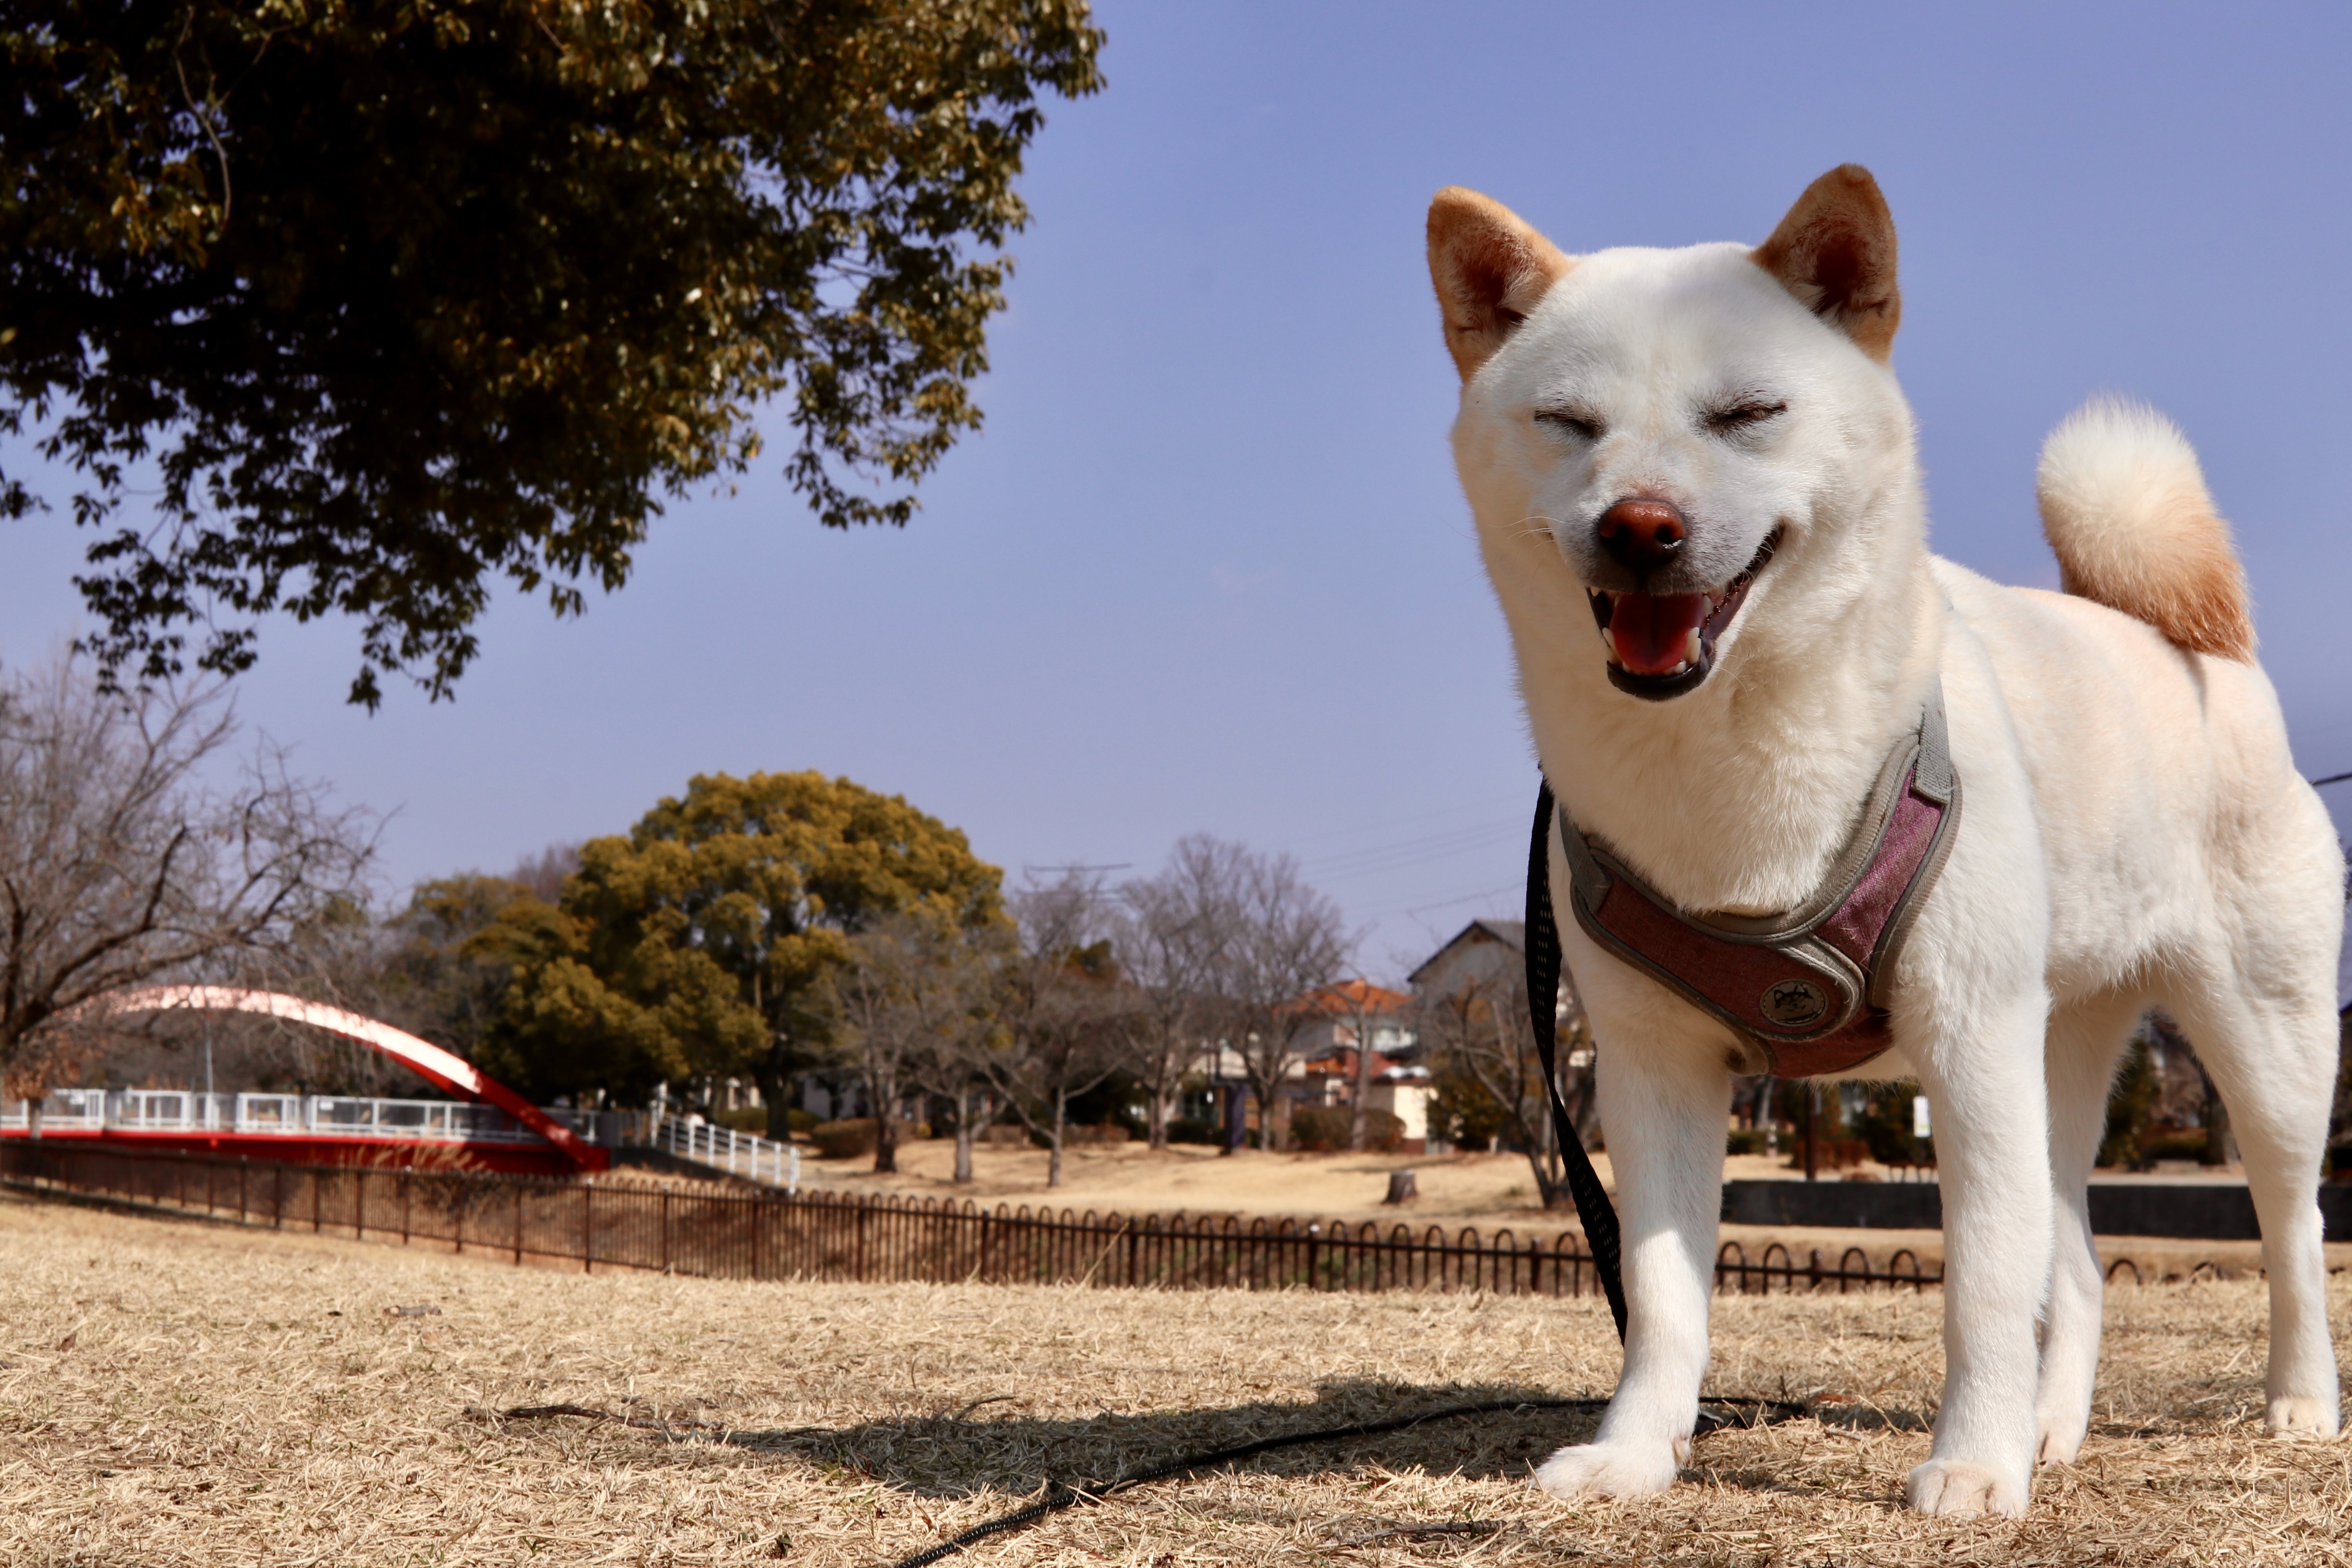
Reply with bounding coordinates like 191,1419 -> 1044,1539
2036,397 -> 2254,660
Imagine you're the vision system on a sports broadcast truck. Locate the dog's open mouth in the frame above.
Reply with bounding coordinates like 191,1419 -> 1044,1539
1586,529 -> 1781,701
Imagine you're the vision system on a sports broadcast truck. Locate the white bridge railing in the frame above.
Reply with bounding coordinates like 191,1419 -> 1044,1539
3,1089 -> 806,1189
634,1108 -> 802,1191
0,1089 -> 584,1147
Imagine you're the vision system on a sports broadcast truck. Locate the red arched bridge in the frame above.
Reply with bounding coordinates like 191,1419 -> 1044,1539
0,988 -> 609,1175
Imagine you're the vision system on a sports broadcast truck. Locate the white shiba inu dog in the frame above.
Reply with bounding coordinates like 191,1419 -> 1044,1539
1428,165 -> 2344,1517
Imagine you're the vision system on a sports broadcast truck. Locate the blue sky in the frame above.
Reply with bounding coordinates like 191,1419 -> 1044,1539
6,2 -> 2351,980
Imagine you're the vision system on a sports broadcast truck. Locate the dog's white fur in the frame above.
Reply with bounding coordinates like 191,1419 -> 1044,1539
1432,168 -> 2343,1518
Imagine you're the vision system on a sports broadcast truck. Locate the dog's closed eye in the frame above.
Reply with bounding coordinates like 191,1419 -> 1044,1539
1704,399 -> 1787,434
1535,406 -> 1604,441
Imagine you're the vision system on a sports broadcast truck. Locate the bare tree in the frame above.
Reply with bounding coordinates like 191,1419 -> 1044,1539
506,842 -> 582,904
831,908 -> 993,1175
1217,849 -> 1350,1152
904,922 -> 1012,1184
1419,962 -> 1593,1207
1115,834 -> 1244,1149
978,869 -> 1138,1187
0,659 -> 375,1100
1338,982 -> 1387,1152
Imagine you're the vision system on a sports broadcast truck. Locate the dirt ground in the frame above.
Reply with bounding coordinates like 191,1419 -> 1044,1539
797,1138 -> 2339,1279
4,1188 -> 2349,1566
795,1136 -> 1584,1224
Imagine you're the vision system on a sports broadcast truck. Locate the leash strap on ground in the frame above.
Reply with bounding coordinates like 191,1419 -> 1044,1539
871,1394 -> 1802,1568
1527,780 -> 1629,1341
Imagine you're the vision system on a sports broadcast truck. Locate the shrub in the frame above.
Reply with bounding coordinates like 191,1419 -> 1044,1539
1166,1115 -> 1223,1145
1427,1069 -> 1510,1151
1290,1106 -> 1405,1153
1851,1083 -> 1934,1167
709,1106 -> 821,1138
2142,1127 -> 2208,1162
811,1118 -> 878,1159
1726,1127 -> 1771,1157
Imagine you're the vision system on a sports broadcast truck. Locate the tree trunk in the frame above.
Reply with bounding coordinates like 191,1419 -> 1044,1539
1525,1079 -> 1566,1207
870,1069 -> 898,1174
1803,1082 -> 1819,1181
754,1065 -> 795,1141
1247,1080 -> 1281,1151
2200,1065 -> 2236,1166
1148,1078 -> 1172,1151
1048,1087 -> 1067,1187
953,1085 -> 975,1183
1347,1016 -> 1375,1152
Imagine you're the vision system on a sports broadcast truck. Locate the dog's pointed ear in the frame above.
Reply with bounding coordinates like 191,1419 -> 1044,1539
1752,165 -> 1901,361
1427,188 -> 1575,382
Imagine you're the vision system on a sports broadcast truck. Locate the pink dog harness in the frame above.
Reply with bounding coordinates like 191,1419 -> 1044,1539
1551,689 -> 1961,1077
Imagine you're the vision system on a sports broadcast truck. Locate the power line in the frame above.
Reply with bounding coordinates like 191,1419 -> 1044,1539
1303,819 -> 1522,883
1279,787 -> 1528,851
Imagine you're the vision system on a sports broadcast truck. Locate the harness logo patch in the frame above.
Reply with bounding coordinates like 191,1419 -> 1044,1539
1760,977 -> 1831,1029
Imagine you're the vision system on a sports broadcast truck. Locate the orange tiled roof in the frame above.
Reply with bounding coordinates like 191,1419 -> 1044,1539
1285,978 -> 1413,1017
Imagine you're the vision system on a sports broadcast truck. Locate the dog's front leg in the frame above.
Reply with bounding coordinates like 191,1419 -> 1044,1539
1904,986 -> 2053,1519
1532,1018 -> 1727,1501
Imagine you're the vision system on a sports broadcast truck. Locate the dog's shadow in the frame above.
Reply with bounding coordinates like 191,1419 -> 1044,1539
710,1379 -> 1606,1499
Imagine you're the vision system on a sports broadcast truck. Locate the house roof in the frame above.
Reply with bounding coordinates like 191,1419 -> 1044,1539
1406,918 -> 1527,984
1285,978 -> 1413,1017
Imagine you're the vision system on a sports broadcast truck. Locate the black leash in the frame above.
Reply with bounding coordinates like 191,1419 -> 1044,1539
887,1397 -> 1606,1568
858,782 -> 1780,1567
1526,780 -> 1628,1339
884,1394 -> 1799,1568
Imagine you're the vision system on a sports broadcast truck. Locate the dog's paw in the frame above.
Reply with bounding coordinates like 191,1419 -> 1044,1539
2033,1412 -> 2086,1466
2265,1396 -> 2342,1440
1530,1439 -> 1684,1501
1905,1458 -> 2026,1518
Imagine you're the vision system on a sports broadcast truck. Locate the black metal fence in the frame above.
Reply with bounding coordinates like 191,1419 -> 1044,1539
0,1142 -> 1943,1296
1711,1238 -> 1938,1294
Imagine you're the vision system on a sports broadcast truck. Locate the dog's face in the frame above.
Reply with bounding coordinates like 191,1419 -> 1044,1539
1433,167 -> 1914,702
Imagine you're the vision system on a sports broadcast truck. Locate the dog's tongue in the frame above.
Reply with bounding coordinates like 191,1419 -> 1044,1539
1608,592 -> 1710,675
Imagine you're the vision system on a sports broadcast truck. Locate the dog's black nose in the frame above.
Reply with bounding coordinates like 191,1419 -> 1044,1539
1596,498 -> 1687,577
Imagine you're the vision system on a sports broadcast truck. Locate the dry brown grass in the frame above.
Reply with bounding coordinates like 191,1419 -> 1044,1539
0,1188 -> 2347,1566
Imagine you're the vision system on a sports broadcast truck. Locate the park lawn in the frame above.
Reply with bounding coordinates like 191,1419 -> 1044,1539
0,1187 -> 2344,1566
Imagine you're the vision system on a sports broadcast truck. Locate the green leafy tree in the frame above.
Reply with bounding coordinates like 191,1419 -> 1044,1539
468,895 -> 686,1106
493,770 -> 1001,1132
373,873 -> 533,1061
0,0 -> 1104,706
